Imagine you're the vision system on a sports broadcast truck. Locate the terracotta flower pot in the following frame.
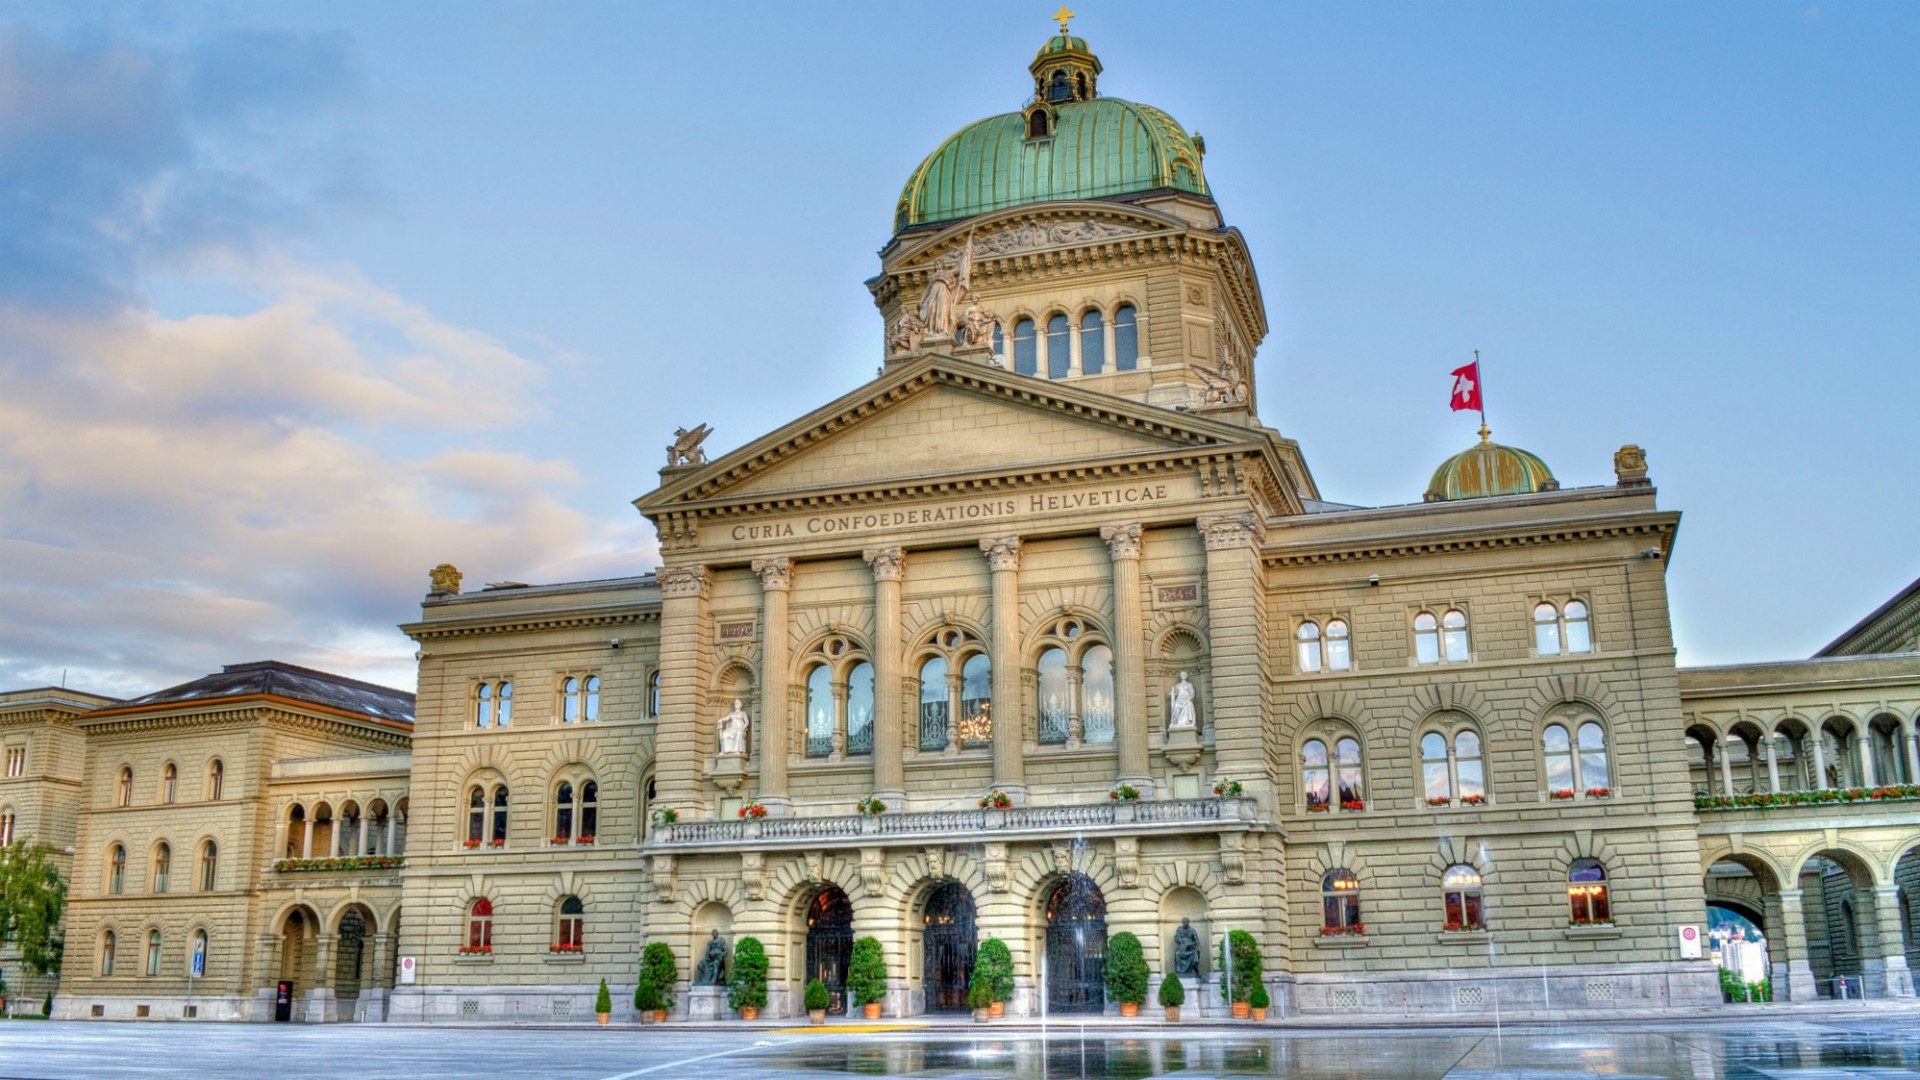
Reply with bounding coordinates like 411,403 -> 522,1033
596,1012 -> 610,1026
653,1009 -> 668,1023
988,1001 -> 1005,1019
863,1002 -> 882,1020
1231,1001 -> 1250,1020
1252,1007 -> 1267,1021
740,1006 -> 759,1021
809,1008 -> 826,1024
1119,1002 -> 1139,1018
1164,1005 -> 1180,1022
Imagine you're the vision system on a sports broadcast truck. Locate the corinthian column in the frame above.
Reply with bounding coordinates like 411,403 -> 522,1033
980,536 -> 1027,804
864,546 -> 906,804
1101,523 -> 1152,794
753,556 -> 794,816
655,565 -> 712,815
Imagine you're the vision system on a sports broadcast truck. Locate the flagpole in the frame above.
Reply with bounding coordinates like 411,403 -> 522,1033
1474,349 -> 1489,441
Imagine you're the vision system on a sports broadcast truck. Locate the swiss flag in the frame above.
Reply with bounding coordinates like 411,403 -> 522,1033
1449,361 -> 1483,413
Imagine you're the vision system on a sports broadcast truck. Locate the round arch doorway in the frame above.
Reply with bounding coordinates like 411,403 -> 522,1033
1044,872 -> 1107,1014
922,880 -> 977,1013
803,885 -> 854,1015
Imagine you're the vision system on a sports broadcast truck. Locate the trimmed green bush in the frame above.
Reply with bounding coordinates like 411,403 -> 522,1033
637,941 -> 678,1011
1218,930 -> 1262,1003
1248,983 -> 1269,1010
594,978 -> 612,1015
975,937 -> 1015,1003
967,968 -> 994,1011
1158,972 -> 1186,1007
1102,932 -> 1148,1006
847,936 -> 888,1007
804,978 -> 831,1011
728,936 -> 769,1012
635,979 -> 662,1013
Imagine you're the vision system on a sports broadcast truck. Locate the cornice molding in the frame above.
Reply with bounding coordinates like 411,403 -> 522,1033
404,605 -> 657,641
77,699 -> 410,747
1262,517 -> 1678,567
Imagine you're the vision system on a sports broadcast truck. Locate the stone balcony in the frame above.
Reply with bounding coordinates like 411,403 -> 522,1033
651,796 -> 1262,853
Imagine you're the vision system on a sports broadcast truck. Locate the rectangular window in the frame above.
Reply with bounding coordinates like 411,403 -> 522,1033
4,745 -> 24,777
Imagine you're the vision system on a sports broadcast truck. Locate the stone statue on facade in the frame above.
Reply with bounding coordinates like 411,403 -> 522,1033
1196,354 -> 1248,406
1172,918 -> 1201,976
1169,671 -> 1198,730
957,302 -> 999,359
888,312 -> 926,356
427,563 -> 463,597
717,698 -> 750,756
915,234 -> 975,340
667,424 -> 713,467
692,930 -> 728,985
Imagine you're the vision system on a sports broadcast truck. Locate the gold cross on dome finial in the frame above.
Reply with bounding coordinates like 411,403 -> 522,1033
1053,5 -> 1076,34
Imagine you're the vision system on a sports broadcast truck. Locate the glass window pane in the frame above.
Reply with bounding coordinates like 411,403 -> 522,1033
1421,732 -> 1448,761
1037,648 -> 1070,744
1113,305 -> 1138,369
1303,766 -> 1330,809
1457,758 -> 1485,800
563,678 -> 580,722
1045,314 -> 1071,378
1014,318 -> 1037,376
584,676 -> 600,720
1536,619 -> 1561,655
806,665 -> 834,757
1298,638 -> 1322,672
1442,865 -> 1481,889
1079,310 -> 1105,374
846,662 -> 875,755
1079,645 -> 1114,744
1416,630 -> 1439,664
1442,611 -> 1469,662
1301,739 -> 1328,767
1455,730 -> 1481,759
1326,620 -> 1350,670
497,682 -> 512,726
1423,759 -> 1452,801
1565,606 -> 1591,653
918,656 -> 949,751
1544,724 -> 1570,752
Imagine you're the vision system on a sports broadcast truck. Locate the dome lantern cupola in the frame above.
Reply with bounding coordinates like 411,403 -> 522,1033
1030,7 -> 1101,108
1423,428 -> 1560,503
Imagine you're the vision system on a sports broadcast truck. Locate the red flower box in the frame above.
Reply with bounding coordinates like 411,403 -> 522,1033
738,803 -> 768,819
1585,787 -> 1612,799
1549,789 -> 1576,800
575,835 -> 594,845
1460,794 -> 1487,805
1341,799 -> 1366,811
462,839 -> 481,849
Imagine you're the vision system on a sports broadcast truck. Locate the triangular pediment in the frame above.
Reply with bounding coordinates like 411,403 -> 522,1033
638,354 -> 1289,514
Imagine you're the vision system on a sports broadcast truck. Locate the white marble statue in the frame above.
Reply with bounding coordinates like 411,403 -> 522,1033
1168,671 -> 1198,730
718,698 -> 750,756
915,235 -> 975,340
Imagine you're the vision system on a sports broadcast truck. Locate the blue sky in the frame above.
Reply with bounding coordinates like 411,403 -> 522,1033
1,1 -> 1914,695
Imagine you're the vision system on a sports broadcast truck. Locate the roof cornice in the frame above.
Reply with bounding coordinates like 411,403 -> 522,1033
1262,511 -> 1679,568
79,694 -> 413,736
402,604 -> 658,642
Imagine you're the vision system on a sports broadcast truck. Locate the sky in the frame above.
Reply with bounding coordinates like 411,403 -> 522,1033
0,0 -> 1914,697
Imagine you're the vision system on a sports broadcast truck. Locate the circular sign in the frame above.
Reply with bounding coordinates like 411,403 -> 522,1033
1680,926 -> 1698,942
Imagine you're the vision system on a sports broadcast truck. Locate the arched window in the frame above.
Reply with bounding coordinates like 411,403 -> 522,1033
1036,647 -> 1070,744
200,840 -> 218,891
846,662 -> 875,756
1301,739 -> 1330,812
556,896 -> 585,951
1079,310 -> 1105,374
1536,600 -> 1594,655
1534,602 -> 1562,655
1455,730 -> 1485,801
1421,720 -> 1487,806
466,898 -> 494,952
1325,619 -> 1351,671
647,671 -> 662,718
192,930 -> 208,978
1568,858 -> 1610,925
1544,716 -> 1612,798
583,675 -> 601,721
117,766 -> 133,807
1013,317 -> 1038,375
1441,865 -> 1485,930
496,681 -> 513,726
1414,610 -> 1469,664
108,844 -> 125,894
917,656 -> 949,751
562,677 -> 581,722
1027,109 -> 1051,139
960,653 -> 991,748
206,759 -> 224,800
0,807 -> 13,846
1442,610 -> 1469,661
1048,69 -> 1071,102
553,782 -> 574,844
1112,305 -> 1138,369
579,781 -> 598,842
1563,600 -> 1592,653
1045,313 -> 1071,378
162,762 -> 177,804
1578,721 -> 1610,794
561,676 -> 602,723
1322,869 -> 1362,934
474,682 -> 493,728
1335,737 -> 1365,809
489,784 -> 509,844
805,664 -> 834,758
992,320 -> 1004,358
1414,612 -> 1439,664
466,787 -> 485,845
1297,621 -> 1322,673
100,930 -> 116,976
145,929 -> 162,976
1420,732 -> 1451,803
1080,645 -> 1115,745
152,842 -> 171,893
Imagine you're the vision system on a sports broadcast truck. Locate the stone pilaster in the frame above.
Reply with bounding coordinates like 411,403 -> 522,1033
980,536 -> 1027,804
1101,523 -> 1152,793
753,557 -> 794,816
1773,890 -> 1817,1001
1196,512 -> 1268,799
864,546 -> 906,803
1873,885 -> 1914,996
656,564 -> 713,816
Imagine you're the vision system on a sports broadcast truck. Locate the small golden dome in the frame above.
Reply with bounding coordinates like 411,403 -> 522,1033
1424,430 -> 1559,502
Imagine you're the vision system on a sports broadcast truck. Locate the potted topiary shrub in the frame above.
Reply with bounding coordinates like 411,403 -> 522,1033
975,938 -> 1014,1019
728,936 -> 768,1020
847,936 -> 888,1019
1249,982 -> 1270,1022
594,977 -> 612,1025
1158,968 -> 1185,1021
967,969 -> 994,1023
637,941 -> 677,1022
1103,932 -> 1148,1018
1218,930 -> 1262,1020
804,978 -> 830,1024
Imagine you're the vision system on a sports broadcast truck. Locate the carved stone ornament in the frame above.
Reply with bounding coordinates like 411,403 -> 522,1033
804,850 -> 824,885
1196,512 -> 1264,551
1218,833 -> 1246,885
859,847 -> 886,898
979,535 -> 1022,572
862,546 -> 905,582
1614,444 -> 1651,487
657,564 -> 712,599
888,312 -> 927,356
650,853 -> 676,897
924,846 -> 946,881
1167,671 -> 1198,731
741,851 -> 766,900
967,218 -> 1143,257
1196,354 -> 1248,406
751,555 -> 792,592
716,698 -> 751,757
427,563 -> 463,597
1100,522 -> 1143,561
956,303 -> 999,361
915,236 -> 975,340
984,843 -> 1010,893
667,424 -> 713,467
1114,837 -> 1141,888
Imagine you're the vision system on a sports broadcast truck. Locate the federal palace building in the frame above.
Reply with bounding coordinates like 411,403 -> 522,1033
8,27 -> 1920,1024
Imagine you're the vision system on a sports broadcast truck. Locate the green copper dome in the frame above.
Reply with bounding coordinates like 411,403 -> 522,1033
1424,434 -> 1559,502
894,35 -> 1210,234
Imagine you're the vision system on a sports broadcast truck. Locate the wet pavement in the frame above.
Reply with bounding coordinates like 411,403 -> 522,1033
1,1013 -> 1918,1078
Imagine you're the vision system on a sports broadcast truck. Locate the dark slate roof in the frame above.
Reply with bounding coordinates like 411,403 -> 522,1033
1817,576 -> 1920,659
101,661 -> 413,726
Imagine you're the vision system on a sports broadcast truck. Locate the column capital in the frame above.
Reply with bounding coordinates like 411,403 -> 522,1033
862,546 -> 905,582
658,564 -> 712,599
1099,522 -> 1143,560
751,556 -> 793,592
1196,511 -> 1264,551
980,536 -> 1023,572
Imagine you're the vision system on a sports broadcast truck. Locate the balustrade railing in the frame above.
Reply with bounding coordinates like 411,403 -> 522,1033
654,797 -> 1255,847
